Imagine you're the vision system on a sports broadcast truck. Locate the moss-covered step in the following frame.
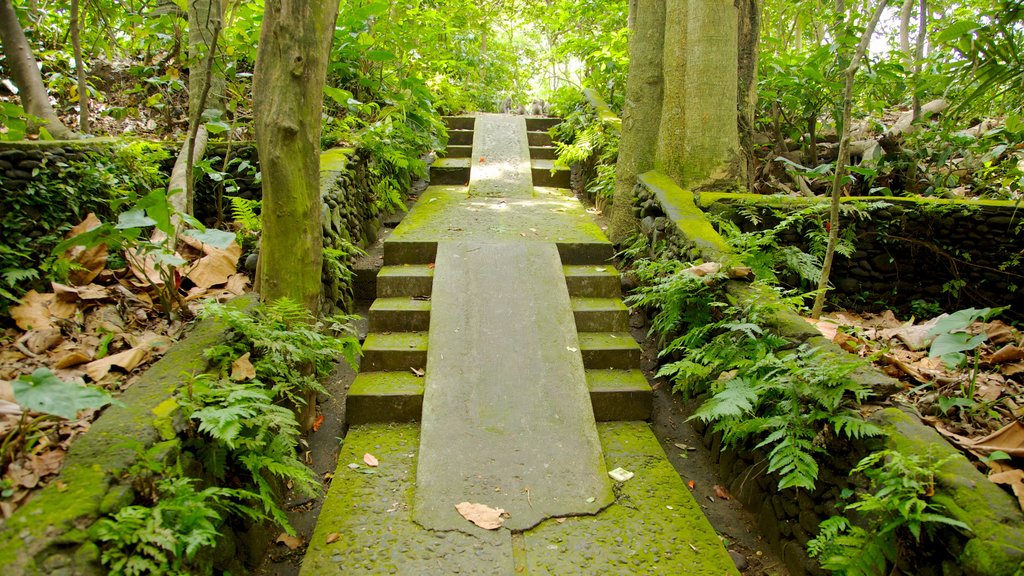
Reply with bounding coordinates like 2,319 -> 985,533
300,424 -> 515,575
343,369 -> 650,423
384,185 -> 613,266
448,129 -> 474,146
564,265 -> 621,298
439,144 -> 472,158
525,421 -> 740,575
527,131 -> 553,147
430,157 -> 471,186
442,115 -> 476,131
586,369 -> 652,421
361,332 -> 428,372
529,146 -> 557,160
572,297 -> 629,332
532,159 -> 571,188
376,265 -> 434,298
346,372 -> 425,424
578,332 -> 641,370
301,423 -> 737,574
368,297 -> 431,332
526,117 -> 560,131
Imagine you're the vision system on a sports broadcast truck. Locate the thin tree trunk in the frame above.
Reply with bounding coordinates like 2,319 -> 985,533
899,0 -> 914,69
70,0 -> 89,133
737,0 -> 761,193
0,0 -> 76,139
608,0 -> 666,244
188,0 -> 225,118
912,0 -> 928,121
811,0 -> 890,319
185,16 -> 221,216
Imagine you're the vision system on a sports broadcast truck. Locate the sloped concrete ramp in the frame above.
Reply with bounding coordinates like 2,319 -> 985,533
413,241 -> 613,532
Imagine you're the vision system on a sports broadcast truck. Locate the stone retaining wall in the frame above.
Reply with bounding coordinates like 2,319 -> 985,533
697,193 -> 1024,319
633,170 -> 1024,576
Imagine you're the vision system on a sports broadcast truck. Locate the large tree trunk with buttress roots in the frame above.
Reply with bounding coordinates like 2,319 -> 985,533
656,0 -> 741,191
608,0 -> 666,244
0,0 -> 76,139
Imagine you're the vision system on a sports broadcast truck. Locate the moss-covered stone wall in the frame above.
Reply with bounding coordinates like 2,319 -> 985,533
633,171 -> 1024,576
697,193 -> 1024,318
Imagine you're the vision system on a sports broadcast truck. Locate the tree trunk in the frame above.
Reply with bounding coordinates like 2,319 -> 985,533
899,0 -> 914,69
0,0 -> 76,139
188,0 -> 226,118
912,0 -> 928,121
70,0 -> 89,133
656,0 -> 741,191
608,0 -> 666,244
736,0 -> 761,193
254,0 -> 338,313
811,0 -> 889,319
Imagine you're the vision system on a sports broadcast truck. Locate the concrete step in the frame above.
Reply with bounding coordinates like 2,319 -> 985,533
383,240 -> 614,267
529,145 -> 558,160
525,117 -> 561,131
368,297 -> 431,332
527,131 -> 553,147
344,369 -> 650,423
301,422 -> 740,575
361,332 -> 428,372
439,144 -> 472,158
578,332 -> 641,369
442,116 -> 476,130
586,369 -> 652,421
430,157 -> 470,186
377,265 -> 433,298
564,264 -> 621,298
572,297 -> 628,332
346,372 -> 424,425
448,129 -> 474,146
532,159 -> 571,188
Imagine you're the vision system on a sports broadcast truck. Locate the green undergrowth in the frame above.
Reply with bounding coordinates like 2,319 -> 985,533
622,242 -> 972,573
92,298 -> 360,576
551,89 -> 620,207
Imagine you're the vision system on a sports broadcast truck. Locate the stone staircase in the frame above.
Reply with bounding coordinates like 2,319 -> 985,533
301,114 -> 738,575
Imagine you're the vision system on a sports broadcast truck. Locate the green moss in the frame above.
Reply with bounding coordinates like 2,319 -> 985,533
582,88 -> 622,135
698,191 -> 1022,211
639,170 -> 731,259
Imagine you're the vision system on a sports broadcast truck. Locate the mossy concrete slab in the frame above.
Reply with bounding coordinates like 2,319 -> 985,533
524,422 -> 740,575
469,114 -> 533,197
377,265 -> 434,298
564,265 -> 620,298
586,370 -> 652,421
525,117 -> 561,131
415,242 -> 613,532
361,332 -> 428,372
368,297 -> 431,332
431,157 -> 471,186
639,171 -> 731,260
578,332 -> 642,369
529,146 -> 558,160
448,129 -> 474,146
300,424 -> 514,575
527,132 -> 553,147
440,144 -> 472,158
347,373 -> 425,424
571,297 -> 629,332
385,185 -> 612,266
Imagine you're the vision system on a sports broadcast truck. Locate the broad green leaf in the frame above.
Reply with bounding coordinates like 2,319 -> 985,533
115,208 -> 156,229
137,189 -> 174,237
205,120 -> 231,134
930,332 -> 988,358
323,85 -> 354,106
184,228 -> 236,249
14,368 -> 121,419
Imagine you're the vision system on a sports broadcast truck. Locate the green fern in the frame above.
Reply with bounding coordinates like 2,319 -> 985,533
228,196 -> 262,232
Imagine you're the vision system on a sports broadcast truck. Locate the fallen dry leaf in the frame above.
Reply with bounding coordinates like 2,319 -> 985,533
0,381 -> 13,403
84,347 -> 148,381
231,353 -> 257,381
989,469 -> 1024,511
187,242 -> 242,289
684,262 -> 721,277
989,345 -> 1024,365
275,533 -> 303,550
326,533 -> 342,544
65,214 -> 108,285
25,329 -> 63,354
312,414 -> 325,432
29,449 -> 66,477
455,502 -> 507,530
363,453 -> 379,467
224,273 -> 249,296
713,484 -> 732,500
687,480 -> 696,489
985,320 -> 1019,346
10,291 -> 57,331
411,367 -> 425,377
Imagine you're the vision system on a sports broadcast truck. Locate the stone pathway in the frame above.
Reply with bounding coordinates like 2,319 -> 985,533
301,114 -> 739,575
